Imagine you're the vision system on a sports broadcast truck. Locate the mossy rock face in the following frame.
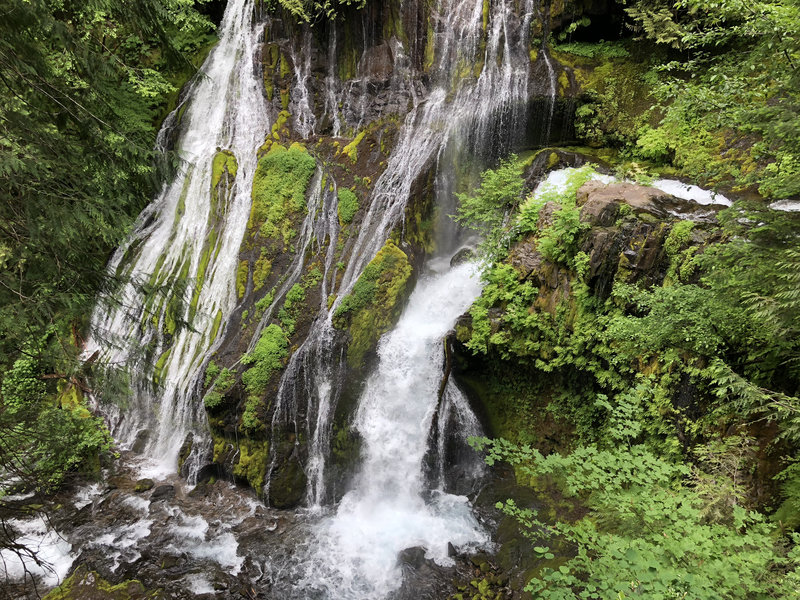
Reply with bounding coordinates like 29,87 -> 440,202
134,478 -> 155,493
44,566 -> 161,600
332,239 -> 413,369
268,454 -> 307,509
231,438 -> 270,493
246,143 -> 316,248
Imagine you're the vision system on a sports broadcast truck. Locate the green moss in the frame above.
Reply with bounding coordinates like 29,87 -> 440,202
247,143 -> 316,246
270,110 -> 291,143
211,150 -> 238,191
337,188 -> 359,225
204,363 -> 235,411
664,220 -> 695,257
278,283 -> 306,334
241,395 -> 265,432
237,260 -> 249,299
209,308 -> 223,343
254,288 -> 276,319
253,253 -> 272,292
242,323 -> 289,396
44,566 -> 156,600
58,383 -> 91,419
153,347 -> 172,386
263,44 -> 279,100
279,53 -> 291,78
424,21 -> 435,70
341,130 -> 366,163
232,438 -> 269,493
333,240 -> 413,368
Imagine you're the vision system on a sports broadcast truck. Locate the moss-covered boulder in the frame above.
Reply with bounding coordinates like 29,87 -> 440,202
44,566 -> 162,600
332,239 -> 413,369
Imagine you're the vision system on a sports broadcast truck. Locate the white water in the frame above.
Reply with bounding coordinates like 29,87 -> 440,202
301,261 -> 488,599
433,381 -> 486,491
85,0 -> 270,478
0,517 -> 74,587
651,178 -> 732,206
541,49 -> 558,144
769,199 -> 800,212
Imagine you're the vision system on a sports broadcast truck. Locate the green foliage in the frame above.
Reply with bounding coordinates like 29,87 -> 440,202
0,0 -> 214,371
623,0 -> 800,197
517,165 -> 598,234
1,336 -> 113,496
455,155 -> 525,259
553,41 -> 630,59
537,206 -> 587,266
248,143 -> 316,245
265,0 -> 367,23
476,440 -> 800,599
337,188 -> 360,225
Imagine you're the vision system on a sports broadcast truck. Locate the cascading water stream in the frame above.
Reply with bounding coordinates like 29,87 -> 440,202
84,0 -> 270,478
338,0 -> 535,292
299,260 -> 489,600
247,0 -> 539,510
541,47 -> 558,144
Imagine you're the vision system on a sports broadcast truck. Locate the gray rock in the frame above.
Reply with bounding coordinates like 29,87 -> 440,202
150,484 -> 175,502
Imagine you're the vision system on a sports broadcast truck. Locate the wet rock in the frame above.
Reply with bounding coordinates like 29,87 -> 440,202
577,180 -> 672,219
268,456 -> 307,509
398,546 -> 427,569
391,546 -> 455,600
577,180 -> 721,224
537,201 -> 561,229
150,485 -> 175,502
359,43 -> 394,81
450,246 -> 476,267
42,565 -> 152,599
131,429 -> 150,454
134,479 -> 154,493
177,433 -> 193,476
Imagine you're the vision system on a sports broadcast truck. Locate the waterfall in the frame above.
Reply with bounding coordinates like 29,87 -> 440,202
315,0 -> 534,498
300,260 -> 489,600
338,0 -> 535,291
541,48 -> 558,144
431,381 -> 487,493
289,29 -> 317,139
84,0 -> 270,478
